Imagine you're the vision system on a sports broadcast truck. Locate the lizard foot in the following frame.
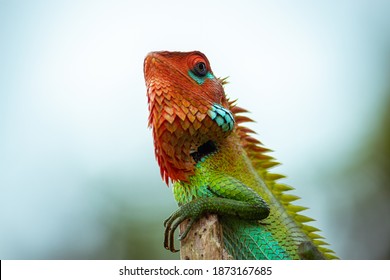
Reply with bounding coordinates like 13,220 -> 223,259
163,199 -> 206,252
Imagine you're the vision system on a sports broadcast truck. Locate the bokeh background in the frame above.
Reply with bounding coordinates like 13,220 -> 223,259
1,0 -> 389,259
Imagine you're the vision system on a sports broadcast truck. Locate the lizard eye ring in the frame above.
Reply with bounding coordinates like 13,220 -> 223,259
192,61 -> 208,77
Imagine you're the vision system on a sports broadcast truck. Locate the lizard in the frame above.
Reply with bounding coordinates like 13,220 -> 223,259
143,50 -> 337,260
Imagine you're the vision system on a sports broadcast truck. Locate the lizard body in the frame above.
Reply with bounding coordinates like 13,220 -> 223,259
144,51 -> 337,260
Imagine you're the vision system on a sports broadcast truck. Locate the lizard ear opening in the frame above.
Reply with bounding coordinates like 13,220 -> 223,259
190,140 -> 217,163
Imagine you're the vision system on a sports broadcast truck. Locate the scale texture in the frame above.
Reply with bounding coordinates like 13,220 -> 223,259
144,51 -> 337,260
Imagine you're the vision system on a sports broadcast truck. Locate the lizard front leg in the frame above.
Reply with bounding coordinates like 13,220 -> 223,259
164,175 -> 270,252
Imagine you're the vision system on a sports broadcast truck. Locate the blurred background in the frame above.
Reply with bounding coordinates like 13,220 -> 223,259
1,0 -> 389,259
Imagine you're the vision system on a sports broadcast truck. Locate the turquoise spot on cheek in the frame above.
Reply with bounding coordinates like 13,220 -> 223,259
221,123 -> 229,132
224,113 -> 232,124
215,107 -> 227,117
207,110 -> 217,120
215,115 -> 225,126
207,103 -> 235,132
188,70 -> 214,85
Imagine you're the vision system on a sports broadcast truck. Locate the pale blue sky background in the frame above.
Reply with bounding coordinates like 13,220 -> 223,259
1,0 -> 389,259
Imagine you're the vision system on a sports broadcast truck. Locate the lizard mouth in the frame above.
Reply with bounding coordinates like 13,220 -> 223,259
190,140 -> 217,163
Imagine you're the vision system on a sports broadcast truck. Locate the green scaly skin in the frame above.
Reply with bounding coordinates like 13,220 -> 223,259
165,129 -> 336,260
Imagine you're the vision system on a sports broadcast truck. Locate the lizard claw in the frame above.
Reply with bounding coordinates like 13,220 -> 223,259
163,209 -> 183,252
163,199 -> 204,252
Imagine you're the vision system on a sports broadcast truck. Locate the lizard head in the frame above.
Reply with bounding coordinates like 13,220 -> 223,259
144,51 -> 234,184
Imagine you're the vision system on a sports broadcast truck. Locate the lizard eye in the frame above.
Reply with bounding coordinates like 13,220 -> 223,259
192,62 -> 208,77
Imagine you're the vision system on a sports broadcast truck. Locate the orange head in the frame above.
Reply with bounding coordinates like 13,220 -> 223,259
144,51 -> 233,184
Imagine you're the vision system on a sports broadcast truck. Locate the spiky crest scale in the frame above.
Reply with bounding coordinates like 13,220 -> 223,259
229,99 -> 337,258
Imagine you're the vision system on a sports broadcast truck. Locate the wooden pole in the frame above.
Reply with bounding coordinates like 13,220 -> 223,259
179,214 -> 230,260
